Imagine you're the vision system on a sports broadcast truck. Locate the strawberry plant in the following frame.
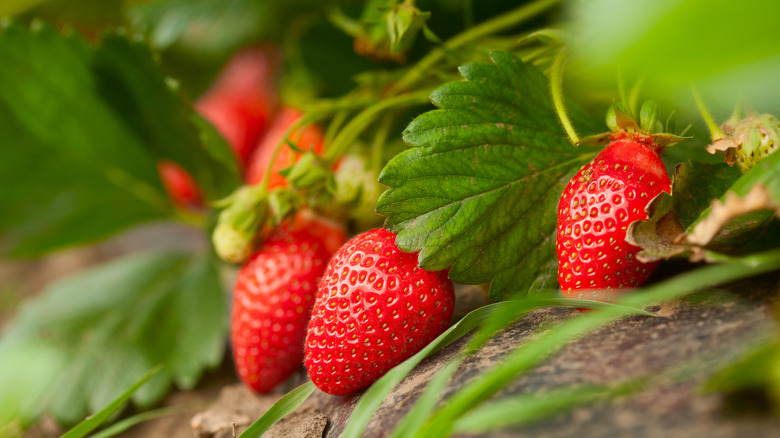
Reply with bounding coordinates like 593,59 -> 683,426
1,0 -> 780,437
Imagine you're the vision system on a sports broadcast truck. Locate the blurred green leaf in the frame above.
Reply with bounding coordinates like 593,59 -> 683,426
703,340 -> 780,394
376,50 -> 601,300
60,365 -> 162,438
673,162 -> 742,229
568,0 -> 780,115
0,22 -> 239,257
0,250 -> 227,427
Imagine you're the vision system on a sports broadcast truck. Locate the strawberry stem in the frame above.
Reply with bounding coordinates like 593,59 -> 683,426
325,89 -> 432,163
691,85 -> 726,141
259,112 -> 320,193
549,48 -> 580,146
387,0 -> 564,95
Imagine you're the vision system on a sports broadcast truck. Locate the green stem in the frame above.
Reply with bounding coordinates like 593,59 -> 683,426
371,112 -> 395,174
692,85 -> 726,141
259,112 -> 320,192
388,0 -> 564,95
549,48 -> 580,145
325,89 -> 433,163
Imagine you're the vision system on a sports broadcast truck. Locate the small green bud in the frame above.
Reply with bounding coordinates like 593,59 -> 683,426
723,112 -> 780,173
211,185 -> 268,264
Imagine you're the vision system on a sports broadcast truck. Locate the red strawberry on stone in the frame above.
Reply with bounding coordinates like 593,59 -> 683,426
304,228 -> 454,396
231,217 -> 344,393
557,131 -> 672,300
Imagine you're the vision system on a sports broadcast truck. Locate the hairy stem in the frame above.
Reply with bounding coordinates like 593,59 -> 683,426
550,48 -> 579,145
692,86 -> 726,141
388,0 -> 564,95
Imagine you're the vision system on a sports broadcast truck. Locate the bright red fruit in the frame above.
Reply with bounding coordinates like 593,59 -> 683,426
244,107 -> 325,188
557,134 -> 671,299
195,46 -> 281,167
157,160 -> 204,209
304,228 -> 454,395
231,216 -> 345,393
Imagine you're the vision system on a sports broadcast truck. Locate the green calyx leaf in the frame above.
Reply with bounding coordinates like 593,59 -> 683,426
639,101 -> 660,133
212,185 -> 268,264
376,51 -> 600,300
282,152 -> 331,190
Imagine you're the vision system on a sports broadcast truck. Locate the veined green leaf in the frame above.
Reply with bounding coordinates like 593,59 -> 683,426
0,22 -> 239,257
0,251 -> 227,427
60,365 -> 162,438
376,50 -> 601,300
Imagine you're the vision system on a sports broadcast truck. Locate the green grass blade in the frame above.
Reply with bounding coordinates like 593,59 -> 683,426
90,403 -> 201,438
412,249 -> 780,437
341,298 -> 649,438
238,382 -> 315,438
60,365 -> 162,438
388,359 -> 463,438
452,383 -> 638,434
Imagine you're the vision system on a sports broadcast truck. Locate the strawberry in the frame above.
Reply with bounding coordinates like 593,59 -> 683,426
195,45 -> 281,168
244,107 -> 325,188
304,228 -> 454,395
557,131 -> 671,299
157,160 -> 204,209
231,215 -> 345,393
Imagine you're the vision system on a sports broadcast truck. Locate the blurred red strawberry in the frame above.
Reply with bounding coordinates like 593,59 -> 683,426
157,160 -> 204,209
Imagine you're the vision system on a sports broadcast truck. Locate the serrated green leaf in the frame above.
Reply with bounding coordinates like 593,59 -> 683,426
0,22 -> 239,257
673,162 -> 742,229
376,51 -> 601,300
0,251 -> 227,427
692,150 -> 780,228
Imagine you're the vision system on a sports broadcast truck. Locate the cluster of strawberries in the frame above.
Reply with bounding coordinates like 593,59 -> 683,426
166,46 -> 682,397
167,47 -> 455,396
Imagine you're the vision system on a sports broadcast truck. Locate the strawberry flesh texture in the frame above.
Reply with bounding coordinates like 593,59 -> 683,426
305,228 -> 454,396
244,107 -> 325,187
557,137 -> 671,298
231,221 -> 342,393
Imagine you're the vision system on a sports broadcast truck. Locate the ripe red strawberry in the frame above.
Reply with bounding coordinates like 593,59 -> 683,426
557,132 -> 671,299
231,216 -> 345,393
244,107 -> 325,188
195,45 -> 281,168
157,160 -> 204,209
304,228 -> 454,395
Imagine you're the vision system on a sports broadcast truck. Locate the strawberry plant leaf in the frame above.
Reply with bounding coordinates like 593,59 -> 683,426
376,51 -> 601,300
0,22 -> 239,257
60,365 -> 162,438
0,250 -> 226,427
672,162 -> 742,229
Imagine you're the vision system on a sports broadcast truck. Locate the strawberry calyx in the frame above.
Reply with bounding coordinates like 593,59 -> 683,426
578,102 -> 687,154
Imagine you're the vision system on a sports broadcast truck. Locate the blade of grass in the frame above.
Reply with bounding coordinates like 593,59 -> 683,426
238,382 -> 315,438
60,365 -> 162,438
453,382 -> 640,434
412,249 -> 780,437
341,298 -> 650,438
90,403 -> 203,438
388,358 -> 463,438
